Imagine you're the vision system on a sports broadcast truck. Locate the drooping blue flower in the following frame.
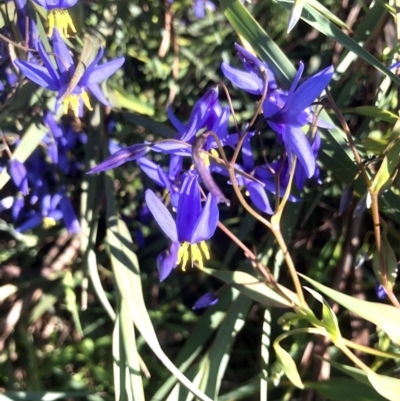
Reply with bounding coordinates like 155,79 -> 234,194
145,174 -> 219,280
14,29 -> 125,117
192,291 -> 218,309
262,62 -> 334,178
32,0 -> 78,37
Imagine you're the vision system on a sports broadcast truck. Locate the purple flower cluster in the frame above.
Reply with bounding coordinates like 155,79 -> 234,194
90,44 -> 334,297
1,113 -> 84,234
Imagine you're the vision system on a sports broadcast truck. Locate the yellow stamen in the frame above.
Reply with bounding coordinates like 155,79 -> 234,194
177,242 -> 190,271
210,149 -> 219,158
43,217 -> 56,228
62,92 -> 92,117
200,241 -> 210,260
62,94 -> 80,117
176,241 -> 210,271
48,9 -> 77,38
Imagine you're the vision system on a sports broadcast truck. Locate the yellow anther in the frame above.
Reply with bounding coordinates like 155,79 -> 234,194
62,94 -> 80,117
200,241 -> 210,260
177,241 -> 210,272
81,91 -> 93,111
200,151 -> 211,168
62,92 -> 92,117
43,217 -> 56,228
48,9 -> 77,38
210,149 -> 219,158
177,242 -> 190,271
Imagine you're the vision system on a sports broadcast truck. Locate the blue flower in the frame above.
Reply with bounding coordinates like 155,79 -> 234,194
32,0 -> 78,37
221,44 -> 277,95
14,29 -> 125,117
192,291 -> 218,309
262,62 -> 333,178
145,174 -> 219,280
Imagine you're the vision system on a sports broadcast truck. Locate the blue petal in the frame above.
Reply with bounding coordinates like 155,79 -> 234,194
180,87 -> 219,143
88,144 -> 150,173
16,213 -> 42,232
191,193 -> 219,243
38,41 -> 60,85
169,155 -> 182,180
12,196 -> 25,221
145,189 -> 179,243
87,84 -> 111,106
176,175 -> 201,242
262,93 -> 284,119
193,0 -> 205,18
79,48 -> 105,85
59,194 -> 80,233
108,139 -> 124,155
376,284 -> 387,300
152,140 -> 191,156
211,106 -> 230,142
286,61 -> 304,101
234,43 -> 265,72
284,65 -> 334,112
52,28 -> 74,73
221,62 -> 263,95
9,160 -> 29,195
138,157 -> 166,187
156,242 -> 179,281
84,57 -> 125,86
246,181 -> 273,214
167,106 -> 185,135
192,292 -> 218,309
241,133 -> 255,171
14,60 -> 58,90
282,126 -> 315,178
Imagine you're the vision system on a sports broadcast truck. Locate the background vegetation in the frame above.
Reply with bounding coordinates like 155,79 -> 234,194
1,0 -> 400,400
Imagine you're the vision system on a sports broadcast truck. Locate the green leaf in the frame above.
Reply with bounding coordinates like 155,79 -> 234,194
372,239 -> 398,290
200,293 -> 252,398
0,392 -> 94,401
299,274 -> 400,345
368,373 -> 400,401
108,84 -> 155,116
306,0 -> 353,32
371,140 -> 400,194
341,107 -> 398,125
120,300 -> 145,401
278,0 -> 400,86
202,268 -> 297,307
273,335 -> 304,389
306,378 -> 386,401
151,287 -> 241,401
303,287 -> 342,343
62,270 -> 83,338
